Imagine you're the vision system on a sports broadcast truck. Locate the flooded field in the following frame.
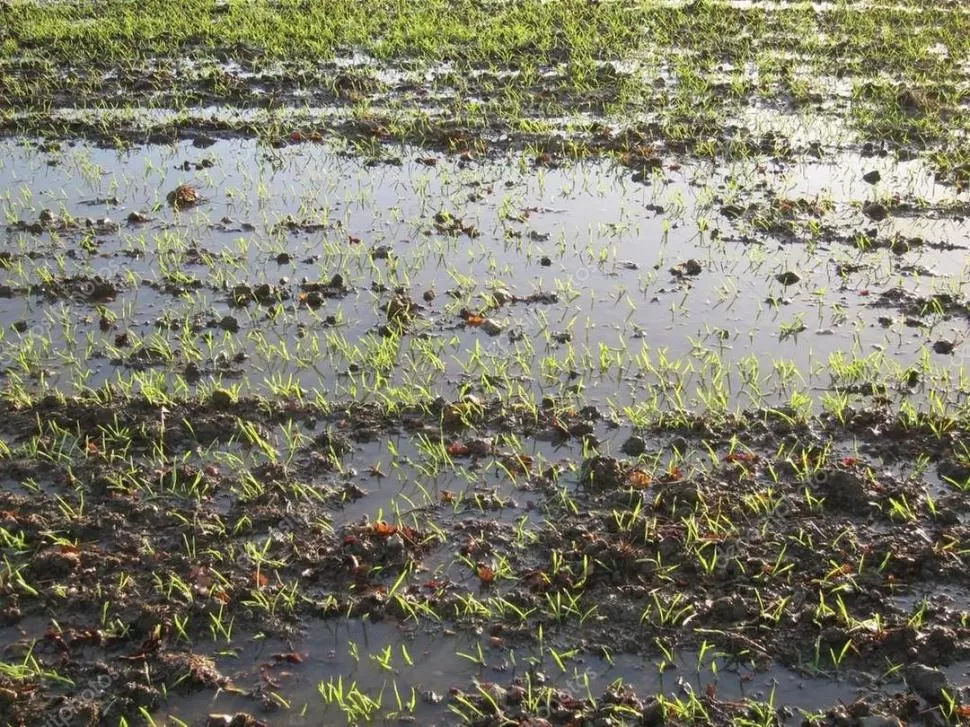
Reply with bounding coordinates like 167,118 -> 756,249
1,1 -> 970,726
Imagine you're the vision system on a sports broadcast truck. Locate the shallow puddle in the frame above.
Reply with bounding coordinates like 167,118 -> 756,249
149,618 -> 871,725
3,3 -> 970,724
2,137 -> 968,416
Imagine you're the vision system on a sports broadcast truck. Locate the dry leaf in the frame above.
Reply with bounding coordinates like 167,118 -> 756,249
373,521 -> 397,537
627,470 -> 652,488
724,452 -> 758,464
447,442 -> 470,457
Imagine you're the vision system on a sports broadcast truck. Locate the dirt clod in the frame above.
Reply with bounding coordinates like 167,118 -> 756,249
167,183 -> 201,210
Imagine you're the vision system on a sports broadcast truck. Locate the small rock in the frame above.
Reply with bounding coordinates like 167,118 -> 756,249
932,340 -> 955,355
481,319 -> 503,336
862,170 -> 881,184
775,271 -> 800,286
127,211 -> 150,224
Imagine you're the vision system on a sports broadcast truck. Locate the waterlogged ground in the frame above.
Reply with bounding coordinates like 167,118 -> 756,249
2,1 -> 970,726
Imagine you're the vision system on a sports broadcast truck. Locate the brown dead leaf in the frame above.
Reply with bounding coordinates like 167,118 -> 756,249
372,521 -> 397,537
477,565 -> 495,585
447,441 -> 470,457
627,469 -> 652,488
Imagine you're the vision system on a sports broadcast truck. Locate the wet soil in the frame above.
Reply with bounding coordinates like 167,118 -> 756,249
2,1 -> 970,726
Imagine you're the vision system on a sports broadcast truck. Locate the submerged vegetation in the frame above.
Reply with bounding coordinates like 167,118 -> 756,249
0,0 -> 969,725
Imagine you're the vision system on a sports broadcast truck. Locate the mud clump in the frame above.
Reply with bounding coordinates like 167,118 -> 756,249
386,292 -> 416,323
167,183 -> 201,210
579,455 -> 628,490
904,663 -> 952,704
298,274 -> 350,308
670,258 -> 702,277
433,210 -> 479,238
620,436 -> 646,456
230,282 -> 289,306
863,200 -> 889,221
811,468 -> 872,514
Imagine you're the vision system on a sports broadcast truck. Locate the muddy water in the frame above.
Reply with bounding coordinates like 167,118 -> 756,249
149,618 -> 870,725
2,138 -> 967,412
3,135 -> 970,725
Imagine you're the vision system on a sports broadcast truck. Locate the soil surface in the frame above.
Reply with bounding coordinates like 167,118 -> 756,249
1,1 -> 969,726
